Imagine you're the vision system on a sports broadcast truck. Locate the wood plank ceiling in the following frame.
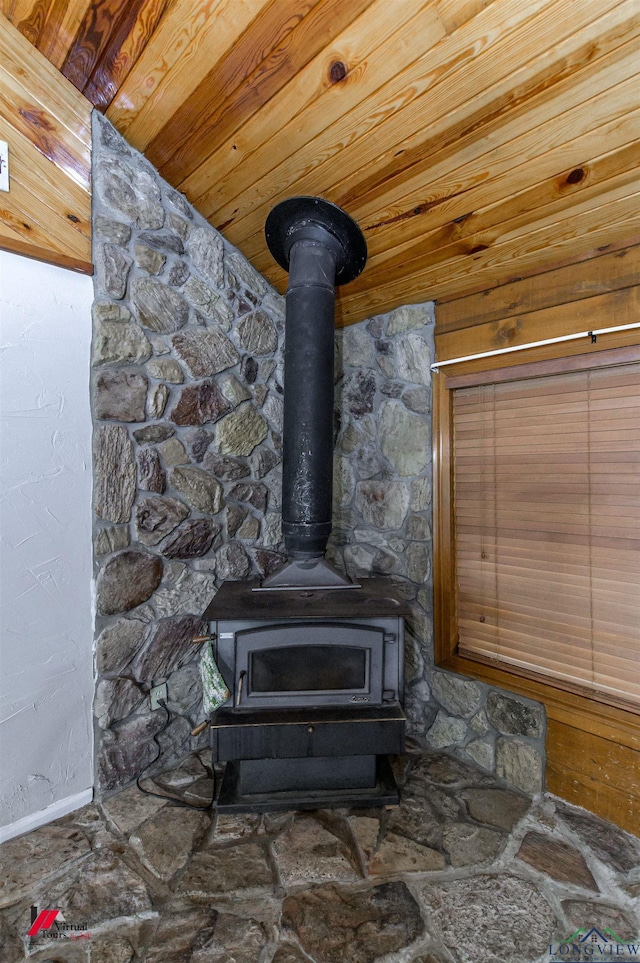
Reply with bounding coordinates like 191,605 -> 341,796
3,0 -> 639,327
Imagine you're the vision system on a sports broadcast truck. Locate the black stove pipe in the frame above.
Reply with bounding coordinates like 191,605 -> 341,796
265,197 -> 367,563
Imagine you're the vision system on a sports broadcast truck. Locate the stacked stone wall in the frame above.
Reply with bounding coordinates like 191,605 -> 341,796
91,112 -> 545,798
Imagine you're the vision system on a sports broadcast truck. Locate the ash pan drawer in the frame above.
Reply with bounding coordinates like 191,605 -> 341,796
211,705 -> 405,762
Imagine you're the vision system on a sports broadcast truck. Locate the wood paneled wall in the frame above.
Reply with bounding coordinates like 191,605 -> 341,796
0,14 -> 92,273
433,244 -> 640,834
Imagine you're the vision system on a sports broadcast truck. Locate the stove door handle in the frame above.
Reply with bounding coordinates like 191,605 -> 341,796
236,670 -> 246,707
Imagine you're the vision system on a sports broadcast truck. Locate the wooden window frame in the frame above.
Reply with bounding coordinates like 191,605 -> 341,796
433,335 -> 640,828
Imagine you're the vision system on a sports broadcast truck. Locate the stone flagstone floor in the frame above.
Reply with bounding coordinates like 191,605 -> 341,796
1,748 -> 639,963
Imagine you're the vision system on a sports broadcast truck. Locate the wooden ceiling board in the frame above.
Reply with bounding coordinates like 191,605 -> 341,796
150,0 -> 377,184
367,140 -> 640,303
216,0 -> 624,264
0,13 -> 92,272
201,0 -> 558,243
324,55 -> 640,287
182,0 -> 445,223
336,191 -> 640,322
81,0 -> 170,111
3,0 -> 639,323
335,0 -> 637,229
108,0 -> 281,148
233,25 -> 640,288
313,44 -> 640,309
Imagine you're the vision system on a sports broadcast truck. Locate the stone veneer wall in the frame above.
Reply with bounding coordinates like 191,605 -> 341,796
91,114 -> 288,793
91,112 -> 545,798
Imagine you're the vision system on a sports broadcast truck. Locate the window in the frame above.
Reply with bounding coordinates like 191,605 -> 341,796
436,345 -> 640,713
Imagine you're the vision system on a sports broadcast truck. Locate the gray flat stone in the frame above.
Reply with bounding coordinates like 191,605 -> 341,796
96,617 -> 150,675
152,562 -> 216,618
134,243 -> 166,275
430,671 -> 482,717
147,383 -> 169,419
462,788 -> 531,832
146,908 -> 266,963
98,712 -> 166,792
216,402 -> 268,456
138,446 -> 166,493
465,737 -> 495,771
0,824 -> 91,908
182,276 -> 234,327
170,466 -> 224,514
159,517 -> 220,558
369,831 -> 445,876
172,328 -> 239,378
132,614 -> 206,682
487,691 -> 544,738
379,399 -> 430,476
135,495 -> 189,546
560,900 -> 639,941
96,551 -> 163,616
170,380 -> 232,426
215,543 -> 251,579
93,320 -> 152,366
274,816 -> 360,885
147,358 -> 184,383
157,437 -> 188,465
282,880 -> 424,963
95,241 -> 132,299
138,229 -> 185,255
177,843 -> 273,898
95,524 -> 131,556
395,333 -> 432,385
442,821 -> 506,867
133,423 -> 175,444
38,850 -> 152,927
420,874 -> 557,963
427,710 -> 468,749
356,480 -> 410,531
386,304 -> 433,335
130,808 -> 206,879
496,738 -> 544,794
237,311 -> 278,355
186,225 -> 223,285
556,801 -> 640,874
95,677 -> 145,729
132,278 -> 188,333
101,784 -> 167,835
95,368 -> 148,422
94,424 -> 137,523
516,831 -> 599,891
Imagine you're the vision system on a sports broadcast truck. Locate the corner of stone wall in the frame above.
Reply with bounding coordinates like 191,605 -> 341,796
91,112 -> 286,795
331,301 -> 546,797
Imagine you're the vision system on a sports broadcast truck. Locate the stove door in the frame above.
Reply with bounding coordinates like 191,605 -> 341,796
234,621 -> 384,709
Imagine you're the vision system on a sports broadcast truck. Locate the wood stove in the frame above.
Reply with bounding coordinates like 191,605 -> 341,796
201,197 -> 407,812
204,580 -> 408,812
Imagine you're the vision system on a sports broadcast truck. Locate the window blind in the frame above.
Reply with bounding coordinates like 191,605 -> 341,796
453,361 -> 640,709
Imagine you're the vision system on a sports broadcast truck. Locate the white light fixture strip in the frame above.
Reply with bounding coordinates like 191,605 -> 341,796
0,141 -> 9,192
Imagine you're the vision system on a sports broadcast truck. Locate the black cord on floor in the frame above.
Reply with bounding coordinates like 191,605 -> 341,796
135,700 -> 217,811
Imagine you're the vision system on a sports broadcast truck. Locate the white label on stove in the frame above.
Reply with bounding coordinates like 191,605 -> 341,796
220,633 -> 234,639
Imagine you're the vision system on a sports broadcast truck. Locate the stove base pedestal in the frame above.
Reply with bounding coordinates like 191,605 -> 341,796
215,754 -> 399,814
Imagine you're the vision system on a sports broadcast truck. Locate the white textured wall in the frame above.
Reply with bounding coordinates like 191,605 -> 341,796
0,251 -> 94,835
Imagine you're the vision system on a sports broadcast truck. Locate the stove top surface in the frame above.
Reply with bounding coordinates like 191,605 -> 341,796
203,576 -> 412,621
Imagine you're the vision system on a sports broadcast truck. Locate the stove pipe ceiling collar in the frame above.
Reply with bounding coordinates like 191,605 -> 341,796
265,196 -> 367,567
